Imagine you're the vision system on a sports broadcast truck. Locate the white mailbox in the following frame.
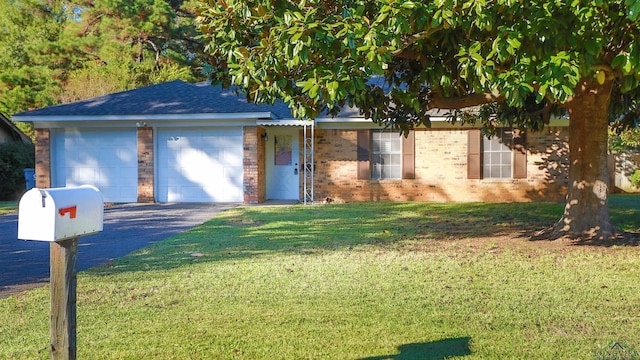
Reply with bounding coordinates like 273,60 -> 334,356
18,185 -> 104,242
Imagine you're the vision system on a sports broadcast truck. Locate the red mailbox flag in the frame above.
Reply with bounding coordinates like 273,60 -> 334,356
58,206 -> 77,219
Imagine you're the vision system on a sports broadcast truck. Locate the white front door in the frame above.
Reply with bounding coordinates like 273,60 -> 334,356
265,128 -> 300,200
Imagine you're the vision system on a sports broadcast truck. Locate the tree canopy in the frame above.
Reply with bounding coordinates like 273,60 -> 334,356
197,0 -> 640,242
0,0 -> 208,117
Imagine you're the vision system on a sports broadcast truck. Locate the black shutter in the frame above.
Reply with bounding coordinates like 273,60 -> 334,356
402,131 -> 415,179
357,130 -> 370,180
467,129 -> 481,179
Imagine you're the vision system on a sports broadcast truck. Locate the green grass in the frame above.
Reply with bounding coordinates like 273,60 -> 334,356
0,201 -> 18,215
1,198 -> 639,359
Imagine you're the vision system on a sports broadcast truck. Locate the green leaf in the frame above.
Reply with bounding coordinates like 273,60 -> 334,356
327,81 -> 339,101
612,53 -> 628,69
506,37 -> 521,51
309,83 -> 319,98
585,39 -> 599,55
626,0 -> 640,20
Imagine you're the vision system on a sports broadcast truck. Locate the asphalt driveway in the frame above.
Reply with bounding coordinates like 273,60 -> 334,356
0,203 -> 237,297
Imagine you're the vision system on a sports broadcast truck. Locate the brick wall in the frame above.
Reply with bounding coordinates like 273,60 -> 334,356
312,127 -> 569,203
137,127 -> 154,202
34,128 -> 50,188
244,126 -> 266,203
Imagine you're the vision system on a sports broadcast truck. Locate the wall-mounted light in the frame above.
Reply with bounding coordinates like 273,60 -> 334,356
136,121 -> 147,128
261,133 -> 268,141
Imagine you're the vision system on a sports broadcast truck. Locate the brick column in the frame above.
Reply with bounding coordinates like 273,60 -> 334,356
137,127 -> 154,202
244,126 -> 265,204
35,128 -> 51,188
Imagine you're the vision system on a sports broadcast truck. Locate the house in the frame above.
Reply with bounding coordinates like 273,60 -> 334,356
12,80 -> 570,204
0,113 -> 31,144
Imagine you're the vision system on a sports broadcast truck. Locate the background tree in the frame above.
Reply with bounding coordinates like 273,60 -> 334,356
0,0 -> 70,117
196,0 -> 640,243
0,141 -> 35,200
0,0 -> 208,115
62,0 -> 207,100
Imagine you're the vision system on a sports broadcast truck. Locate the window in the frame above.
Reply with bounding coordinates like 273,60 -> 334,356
274,135 -> 292,165
482,129 -> 513,179
357,130 -> 414,180
370,131 -> 402,179
467,128 -> 527,180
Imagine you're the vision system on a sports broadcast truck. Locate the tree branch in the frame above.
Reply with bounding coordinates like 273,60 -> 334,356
390,26 -> 443,59
429,90 -> 504,110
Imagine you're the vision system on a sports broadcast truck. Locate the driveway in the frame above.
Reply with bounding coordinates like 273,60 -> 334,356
0,203 -> 237,297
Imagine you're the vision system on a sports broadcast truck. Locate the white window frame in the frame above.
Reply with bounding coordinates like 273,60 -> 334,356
482,128 -> 514,179
370,130 -> 402,180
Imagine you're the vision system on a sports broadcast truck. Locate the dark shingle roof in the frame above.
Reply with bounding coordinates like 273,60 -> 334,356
13,80 -> 295,119
1,113 -> 32,143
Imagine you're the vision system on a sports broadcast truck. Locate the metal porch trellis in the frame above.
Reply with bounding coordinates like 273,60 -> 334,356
303,121 -> 314,204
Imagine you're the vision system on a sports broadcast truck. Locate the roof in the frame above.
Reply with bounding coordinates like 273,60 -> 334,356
12,80 -> 296,121
9,79 -> 469,125
0,113 -> 32,143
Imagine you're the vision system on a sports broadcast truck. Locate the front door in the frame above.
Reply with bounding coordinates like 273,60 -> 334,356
266,128 -> 300,200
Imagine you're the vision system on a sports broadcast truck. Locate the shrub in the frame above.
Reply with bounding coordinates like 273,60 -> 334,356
0,141 -> 35,200
631,170 -> 640,189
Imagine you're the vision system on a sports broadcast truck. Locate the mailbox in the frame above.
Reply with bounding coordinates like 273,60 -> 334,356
18,185 -> 104,242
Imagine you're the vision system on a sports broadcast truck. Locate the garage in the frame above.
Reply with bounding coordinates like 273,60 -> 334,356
52,128 -> 138,203
156,127 -> 243,202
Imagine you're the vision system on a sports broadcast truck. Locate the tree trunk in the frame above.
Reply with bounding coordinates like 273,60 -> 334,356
538,78 -> 616,243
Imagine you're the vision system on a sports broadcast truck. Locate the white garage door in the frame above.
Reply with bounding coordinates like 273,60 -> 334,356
157,127 -> 243,202
53,128 -> 138,203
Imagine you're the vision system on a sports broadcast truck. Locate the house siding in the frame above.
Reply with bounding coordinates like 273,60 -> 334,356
33,123 -> 569,204
312,127 -> 569,203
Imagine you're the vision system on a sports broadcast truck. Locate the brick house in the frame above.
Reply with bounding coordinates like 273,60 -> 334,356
12,80 -> 570,204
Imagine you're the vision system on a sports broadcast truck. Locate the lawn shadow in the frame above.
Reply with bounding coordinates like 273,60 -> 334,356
358,337 -> 471,360
88,197 -> 640,276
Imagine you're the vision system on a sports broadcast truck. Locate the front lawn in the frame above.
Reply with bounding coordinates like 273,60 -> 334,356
1,198 -> 639,359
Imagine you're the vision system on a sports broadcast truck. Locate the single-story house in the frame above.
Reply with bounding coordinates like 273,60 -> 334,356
12,80 -> 570,204
0,113 -> 32,144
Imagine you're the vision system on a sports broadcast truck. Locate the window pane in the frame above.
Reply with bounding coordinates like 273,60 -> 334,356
489,165 -> 501,178
371,139 -> 380,153
274,135 -> 292,165
501,165 -> 511,178
381,141 -> 392,153
390,138 -> 402,152
370,130 -> 402,179
371,164 -> 381,179
388,165 -> 401,179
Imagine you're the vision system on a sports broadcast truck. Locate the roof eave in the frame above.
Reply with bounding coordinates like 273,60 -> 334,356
12,112 -> 277,122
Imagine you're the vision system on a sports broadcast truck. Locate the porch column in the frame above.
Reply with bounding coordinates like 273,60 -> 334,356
243,126 -> 266,204
35,128 -> 51,188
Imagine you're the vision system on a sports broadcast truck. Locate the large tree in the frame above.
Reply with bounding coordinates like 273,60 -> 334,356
0,0 -> 208,115
63,0 -> 208,99
0,0 -> 70,115
196,0 -> 640,243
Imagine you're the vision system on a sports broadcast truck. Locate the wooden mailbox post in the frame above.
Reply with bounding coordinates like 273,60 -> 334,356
18,185 -> 104,360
